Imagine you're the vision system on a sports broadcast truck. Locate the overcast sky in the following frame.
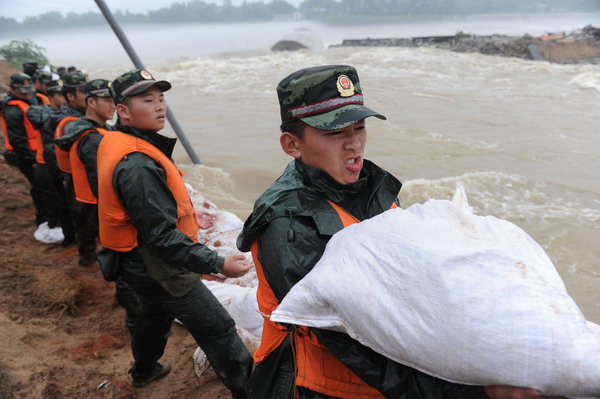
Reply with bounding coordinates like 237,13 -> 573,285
3,0 -> 304,22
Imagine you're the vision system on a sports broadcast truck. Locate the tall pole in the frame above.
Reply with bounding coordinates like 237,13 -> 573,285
94,0 -> 202,165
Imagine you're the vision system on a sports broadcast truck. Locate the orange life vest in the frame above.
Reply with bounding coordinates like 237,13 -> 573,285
250,201 -> 398,399
34,127 -> 45,164
36,92 -> 50,106
97,130 -> 199,252
70,127 -> 108,204
54,116 -> 78,173
1,99 -> 40,153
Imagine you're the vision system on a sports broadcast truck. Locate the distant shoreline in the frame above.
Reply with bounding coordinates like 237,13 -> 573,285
1,11 -> 599,38
330,24 -> 600,64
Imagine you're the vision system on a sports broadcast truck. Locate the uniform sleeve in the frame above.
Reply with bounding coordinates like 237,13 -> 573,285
113,152 -> 223,275
78,132 -> 102,198
3,105 -> 35,163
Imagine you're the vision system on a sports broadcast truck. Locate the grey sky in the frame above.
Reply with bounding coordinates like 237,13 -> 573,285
3,0 -> 304,22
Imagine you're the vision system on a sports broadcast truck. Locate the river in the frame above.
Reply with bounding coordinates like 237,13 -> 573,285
2,13 -> 600,322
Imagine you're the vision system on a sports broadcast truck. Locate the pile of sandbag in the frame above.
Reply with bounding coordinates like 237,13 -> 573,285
271,186 -> 600,397
187,186 -> 262,380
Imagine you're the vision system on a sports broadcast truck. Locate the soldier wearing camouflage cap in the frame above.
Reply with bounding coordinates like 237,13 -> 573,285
96,69 -> 252,393
45,80 -> 66,110
55,78 -> 115,268
32,69 -> 53,106
237,65 -> 539,399
50,70 -> 91,254
1,72 -> 49,226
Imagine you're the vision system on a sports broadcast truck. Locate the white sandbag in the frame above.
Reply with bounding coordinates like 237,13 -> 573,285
271,186 -> 600,397
193,327 -> 260,382
202,280 -> 263,338
33,222 -> 64,244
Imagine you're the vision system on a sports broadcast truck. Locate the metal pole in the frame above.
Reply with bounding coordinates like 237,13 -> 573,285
94,0 -> 202,164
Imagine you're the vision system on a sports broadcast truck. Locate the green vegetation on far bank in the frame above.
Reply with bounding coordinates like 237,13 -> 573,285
1,0 -> 599,35
0,39 -> 49,69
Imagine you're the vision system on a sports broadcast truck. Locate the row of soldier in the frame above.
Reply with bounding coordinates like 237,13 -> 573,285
2,66 -> 101,266
1,65 -> 252,395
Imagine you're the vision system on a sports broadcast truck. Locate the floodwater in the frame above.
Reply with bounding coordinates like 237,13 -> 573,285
2,13 -> 599,322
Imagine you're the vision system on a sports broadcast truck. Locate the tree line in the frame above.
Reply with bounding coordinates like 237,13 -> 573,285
1,0 -> 598,35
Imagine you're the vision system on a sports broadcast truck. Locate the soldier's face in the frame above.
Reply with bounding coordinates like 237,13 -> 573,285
117,87 -> 166,131
287,119 -> 367,185
49,92 -> 66,109
11,89 -> 33,100
67,90 -> 86,111
91,97 -> 115,123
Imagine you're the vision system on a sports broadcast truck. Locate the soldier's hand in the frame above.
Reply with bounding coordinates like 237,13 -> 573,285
220,254 -> 250,278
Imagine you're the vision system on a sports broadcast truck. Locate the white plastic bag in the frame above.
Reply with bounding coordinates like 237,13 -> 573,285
192,280 -> 262,379
271,186 -> 600,397
202,280 -> 262,338
33,222 -> 64,244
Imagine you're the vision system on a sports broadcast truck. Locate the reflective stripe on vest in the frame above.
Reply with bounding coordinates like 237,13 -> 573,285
97,130 -> 199,252
250,201 -> 397,399
70,127 -> 108,204
54,116 -> 78,173
1,99 -> 40,153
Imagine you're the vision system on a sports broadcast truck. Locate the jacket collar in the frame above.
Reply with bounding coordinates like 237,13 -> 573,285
295,159 -> 370,204
115,123 -> 177,159
238,158 -> 402,250
3,92 -> 34,106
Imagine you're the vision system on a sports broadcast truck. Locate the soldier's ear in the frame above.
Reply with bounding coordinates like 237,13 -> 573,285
116,103 -> 129,120
280,132 -> 301,159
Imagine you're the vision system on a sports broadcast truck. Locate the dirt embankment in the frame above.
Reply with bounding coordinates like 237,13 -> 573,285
334,24 -> 600,64
0,67 -> 231,397
0,61 -> 19,96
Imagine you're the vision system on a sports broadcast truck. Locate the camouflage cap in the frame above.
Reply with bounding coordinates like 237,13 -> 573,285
46,80 -> 63,94
62,71 -> 88,89
32,69 -> 52,84
10,73 -> 35,93
277,65 -> 386,131
84,79 -> 112,100
109,69 -> 171,104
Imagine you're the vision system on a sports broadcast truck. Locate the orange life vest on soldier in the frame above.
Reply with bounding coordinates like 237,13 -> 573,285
54,116 -> 78,173
0,99 -> 40,154
250,201 -> 397,399
70,127 -> 108,204
97,131 -> 199,252
36,92 -> 50,106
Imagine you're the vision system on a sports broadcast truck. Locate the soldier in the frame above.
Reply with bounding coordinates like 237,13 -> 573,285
22,62 -> 38,78
46,80 -> 66,110
56,78 -> 141,330
52,71 -> 97,264
56,66 -> 67,77
96,69 -> 252,394
25,78 -> 76,246
237,65 -> 551,399
32,70 -> 53,106
56,79 -> 113,233
1,73 -> 48,226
